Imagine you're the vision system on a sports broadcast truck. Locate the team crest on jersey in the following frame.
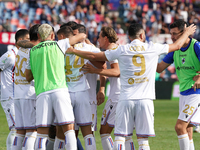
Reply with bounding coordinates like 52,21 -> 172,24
182,58 -> 185,64
2,58 -> 7,63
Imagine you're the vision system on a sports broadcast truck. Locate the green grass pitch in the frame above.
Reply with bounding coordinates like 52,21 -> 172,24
0,100 -> 200,149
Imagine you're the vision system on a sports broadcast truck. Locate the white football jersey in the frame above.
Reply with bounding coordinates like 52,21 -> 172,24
0,46 -> 18,100
106,60 -> 120,102
65,42 -> 100,92
105,39 -> 169,100
14,47 -> 36,99
86,61 -> 98,104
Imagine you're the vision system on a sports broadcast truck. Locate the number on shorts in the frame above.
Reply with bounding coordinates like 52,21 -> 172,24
183,104 -> 194,115
132,54 -> 146,76
92,114 -> 94,121
103,109 -> 107,118
15,55 -> 27,77
65,56 -> 85,75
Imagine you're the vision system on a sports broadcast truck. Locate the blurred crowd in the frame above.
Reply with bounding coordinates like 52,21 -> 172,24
0,0 -> 200,81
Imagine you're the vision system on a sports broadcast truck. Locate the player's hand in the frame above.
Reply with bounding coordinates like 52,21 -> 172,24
85,38 -> 94,46
81,64 -> 96,74
97,90 -> 105,106
184,24 -> 196,36
192,75 -> 200,91
66,46 -> 74,54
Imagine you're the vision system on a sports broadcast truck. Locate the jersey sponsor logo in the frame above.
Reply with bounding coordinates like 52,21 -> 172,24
15,79 -> 30,85
128,77 -> 149,85
182,58 -> 185,64
128,78 -> 135,84
110,105 -> 113,110
66,74 -> 83,82
2,58 -> 7,63
31,42 -> 56,51
179,54 -> 187,57
176,66 -> 195,71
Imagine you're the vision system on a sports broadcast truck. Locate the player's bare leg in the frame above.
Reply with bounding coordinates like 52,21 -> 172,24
46,125 -> 56,150
62,124 -> 77,150
35,127 -> 49,150
54,125 -> 65,150
175,119 -> 191,150
80,125 -> 96,150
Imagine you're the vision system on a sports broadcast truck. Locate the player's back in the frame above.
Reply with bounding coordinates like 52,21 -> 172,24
112,39 -> 169,100
14,47 -> 35,99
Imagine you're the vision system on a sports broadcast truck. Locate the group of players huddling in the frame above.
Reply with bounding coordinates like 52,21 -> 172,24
0,19 -> 199,150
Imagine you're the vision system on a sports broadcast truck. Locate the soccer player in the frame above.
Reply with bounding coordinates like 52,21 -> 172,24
65,23 -> 196,150
0,29 -> 29,150
81,26 -> 135,150
60,21 -> 79,35
12,25 -> 40,150
25,24 -> 86,150
56,25 -> 103,150
157,19 -> 200,150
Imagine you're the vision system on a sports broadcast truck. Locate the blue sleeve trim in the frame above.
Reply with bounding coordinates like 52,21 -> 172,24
194,41 -> 200,62
163,52 -> 174,64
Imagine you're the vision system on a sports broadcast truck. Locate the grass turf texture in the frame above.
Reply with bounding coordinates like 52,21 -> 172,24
0,100 -> 200,149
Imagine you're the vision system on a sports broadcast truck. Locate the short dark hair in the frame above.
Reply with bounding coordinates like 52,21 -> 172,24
77,24 -> 86,34
101,27 -> 118,43
170,19 -> 189,31
29,24 -> 40,41
57,26 -> 74,38
60,21 -> 78,30
128,23 -> 144,39
15,29 -> 29,42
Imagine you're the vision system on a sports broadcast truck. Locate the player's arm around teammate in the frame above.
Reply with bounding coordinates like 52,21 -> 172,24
66,24 -> 196,61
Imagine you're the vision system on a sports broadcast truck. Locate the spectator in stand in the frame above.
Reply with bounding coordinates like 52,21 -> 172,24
2,18 -> 11,32
118,0 -> 130,22
0,24 -> 3,32
166,0 -> 177,11
135,5 -> 142,22
116,24 -> 124,34
40,8 -> 48,24
86,9 -> 95,21
66,0 -> 76,15
66,11 -> 76,22
126,6 -> 137,23
154,4 -> 162,21
163,7 -> 172,29
151,19 -> 162,36
86,17 -> 97,43
75,4 -> 85,20
160,21 -> 169,34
